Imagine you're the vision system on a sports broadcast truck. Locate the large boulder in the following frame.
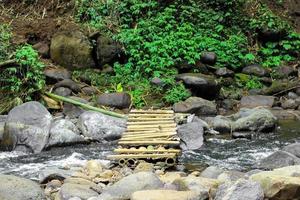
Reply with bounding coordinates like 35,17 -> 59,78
96,36 -> 123,66
97,92 -> 131,109
242,64 -> 268,77
240,95 -> 275,108
78,111 -> 126,142
177,122 -> 204,150
200,52 -> 217,65
63,97 -> 88,119
173,97 -> 217,116
215,179 -> 264,200
255,150 -> 300,170
215,67 -> 234,78
0,115 -> 7,142
44,67 -> 71,83
0,175 -> 46,200
200,166 -> 224,179
54,79 -> 81,93
131,190 -> 200,200
97,172 -> 164,200
56,183 -> 99,200
250,166 -> 300,199
50,30 -> 95,70
206,116 -> 233,134
46,119 -> 85,148
1,101 -> 52,153
176,73 -> 220,100
283,143 -> 300,158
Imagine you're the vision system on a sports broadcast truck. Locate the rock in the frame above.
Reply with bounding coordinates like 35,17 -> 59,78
47,119 -> 85,148
151,77 -> 164,86
78,111 -> 126,141
98,172 -> 163,200
240,95 -> 275,108
200,52 -> 217,65
217,171 -> 245,183
39,167 -> 75,184
82,86 -> 98,95
0,175 -> 46,200
176,73 -> 219,100
63,97 -> 88,119
57,183 -> 99,200
54,87 -> 72,97
86,160 -> 103,177
177,122 -> 204,150
173,97 -> 217,116
96,36 -> 123,66
215,67 -> 234,77
97,92 -> 131,109
50,30 -> 95,70
242,64 -> 268,77
159,172 -> 186,183
221,99 -> 239,111
0,115 -> 6,142
33,42 -> 49,58
233,108 -> 277,132
281,99 -> 298,109
258,29 -> 286,43
295,88 -> 300,96
54,79 -> 81,93
250,166 -> 300,199
288,91 -> 298,99
134,162 -> 154,173
1,101 -> 52,153
131,190 -> 200,200
200,166 -> 224,179
215,179 -> 264,200
232,132 -> 252,139
283,143 -> 300,157
44,67 -> 71,83
256,150 -> 300,170
209,116 -> 233,133
274,65 -> 297,78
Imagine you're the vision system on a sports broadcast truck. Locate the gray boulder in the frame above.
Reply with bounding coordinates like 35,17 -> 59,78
200,52 -> 217,65
215,67 -> 234,77
57,183 -> 99,200
78,111 -> 126,141
1,101 -> 52,153
281,99 -> 298,109
39,167 -> 75,184
208,116 -> 233,134
215,179 -> 264,200
97,172 -> 163,200
44,67 -> 71,83
242,64 -> 268,77
50,30 -> 95,70
200,166 -> 224,179
256,150 -> 300,170
96,36 -> 123,66
0,115 -> 7,142
47,119 -> 85,148
54,87 -> 72,97
177,122 -> 204,150
63,97 -> 88,119
283,143 -> 300,158
240,95 -> 275,108
0,175 -> 46,200
97,92 -> 131,109
173,97 -> 217,116
54,79 -> 81,93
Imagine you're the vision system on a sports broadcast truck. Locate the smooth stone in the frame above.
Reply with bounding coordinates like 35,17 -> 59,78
96,36 -> 123,66
54,79 -> 81,93
177,122 -> 204,151
57,183 -> 99,200
281,99 -> 298,109
232,132 -> 252,139
131,190 -> 200,200
63,97 -> 88,119
200,166 -> 224,179
97,92 -> 131,109
44,67 -> 71,83
283,143 -> 300,158
215,67 -> 234,77
242,64 -> 268,77
82,86 -> 98,95
217,171 -> 245,183
240,95 -> 275,108
200,52 -> 217,65
54,87 -> 72,97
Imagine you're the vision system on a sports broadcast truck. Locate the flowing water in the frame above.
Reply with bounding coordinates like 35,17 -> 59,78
0,120 -> 300,179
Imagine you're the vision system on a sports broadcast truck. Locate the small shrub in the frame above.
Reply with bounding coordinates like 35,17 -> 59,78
0,24 -> 12,61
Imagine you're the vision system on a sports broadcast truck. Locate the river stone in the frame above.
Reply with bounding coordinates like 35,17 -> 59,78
233,108 -> 277,132
0,175 -> 46,200
78,111 -> 126,141
54,79 -> 81,93
50,30 -> 95,70
283,143 -> 300,158
281,99 -> 298,109
274,65 -> 297,78
47,119 -> 85,148
1,101 -> 52,153
82,86 -> 98,95
39,167 -> 75,184
131,190 -> 200,200
57,183 -> 99,200
96,36 -> 123,66
240,95 -> 275,108
177,122 -> 204,151
54,87 -> 72,97
242,64 -> 268,77
232,132 -> 252,139
217,171 -> 245,183
63,97 -> 88,119
0,115 -> 6,142
215,179 -> 264,200
209,116 -> 233,133
97,92 -> 131,109
215,67 -> 234,77
173,97 -> 217,116
97,172 -> 163,200
44,67 -> 71,83
255,150 -> 300,170
176,73 -> 219,100
200,52 -> 217,65
200,166 -> 224,179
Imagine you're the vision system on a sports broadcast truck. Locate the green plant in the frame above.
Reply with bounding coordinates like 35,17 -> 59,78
245,77 -> 263,90
0,24 -> 12,61
164,83 -> 191,104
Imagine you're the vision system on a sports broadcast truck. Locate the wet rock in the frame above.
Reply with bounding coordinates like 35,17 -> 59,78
134,162 -> 154,173
33,42 -> 49,58
283,143 -> 300,158
281,99 -> 298,109
0,115 -> 6,142
233,108 -> 277,132
258,29 -> 286,43
209,116 -> 233,133
131,190 -> 200,200
50,30 -> 95,70
200,166 -> 224,179
295,88 -> 300,96
44,68 -> 71,83
85,160 -> 103,177
215,179 -> 264,200
1,101 -> 52,153
242,64 -> 268,77
97,92 -> 131,109
82,86 -> 98,95
200,52 -> 217,65
274,65 -> 297,78
232,132 -> 252,139
240,95 -> 275,108
98,172 -> 163,200
173,97 -> 217,116
54,79 -> 81,93
39,167 -> 75,184
288,91 -> 298,99
96,36 -> 123,66
0,175 -> 46,200
63,97 -> 88,119
177,122 -> 204,151
176,73 -> 219,100
256,150 -> 300,170
56,183 -> 99,200
78,111 -> 126,142
221,99 -> 239,110
54,87 -> 72,97
215,67 -> 234,77
47,119 -> 85,148
217,171 -> 245,183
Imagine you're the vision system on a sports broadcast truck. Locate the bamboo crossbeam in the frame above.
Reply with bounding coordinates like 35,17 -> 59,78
130,110 -> 174,114
126,127 -> 177,132
128,113 -> 174,117
128,117 -> 174,121
114,149 -> 181,154
127,124 -> 176,129
119,136 -> 177,141
118,141 -> 180,145
107,153 -> 176,160
127,121 -> 174,125
123,132 -> 177,138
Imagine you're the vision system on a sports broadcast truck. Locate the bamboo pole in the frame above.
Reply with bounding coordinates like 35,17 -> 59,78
44,92 -> 127,119
118,141 -> 180,145
107,153 -> 176,159
114,149 -> 181,154
128,113 -> 174,117
122,132 -> 177,138
126,127 -> 177,132
127,124 -> 176,129
123,131 -> 177,135
127,121 -> 174,125
128,117 -> 174,121
130,109 -> 174,114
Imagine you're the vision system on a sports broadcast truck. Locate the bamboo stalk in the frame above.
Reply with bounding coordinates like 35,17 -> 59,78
128,118 -> 174,121
127,121 -> 174,125
119,136 -> 175,141
126,128 -> 177,132
124,131 -> 177,136
127,124 -> 176,129
114,149 -> 181,154
118,141 -> 180,145
128,113 -> 174,117
122,132 -> 177,138
107,153 -> 176,160
44,92 -> 127,119
130,109 -> 174,114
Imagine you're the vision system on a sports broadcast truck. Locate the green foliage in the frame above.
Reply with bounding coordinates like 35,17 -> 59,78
0,24 -> 12,61
245,77 -> 263,90
0,45 -> 45,100
164,83 -> 191,104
